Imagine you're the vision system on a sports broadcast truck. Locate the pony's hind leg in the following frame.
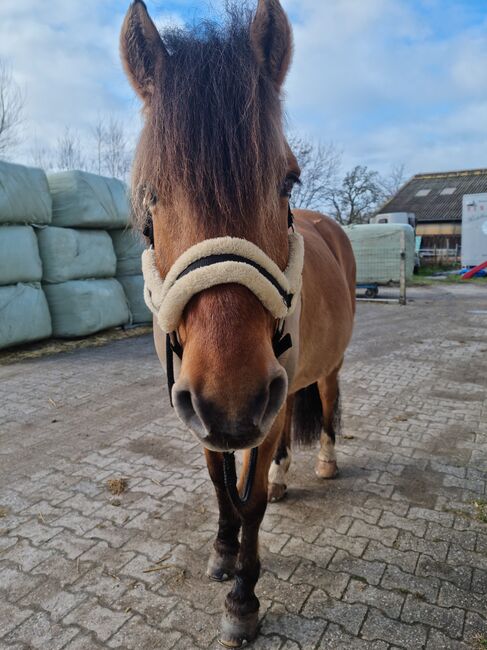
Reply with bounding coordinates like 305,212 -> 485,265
316,367 -> 342,479
267,396 -> 294,502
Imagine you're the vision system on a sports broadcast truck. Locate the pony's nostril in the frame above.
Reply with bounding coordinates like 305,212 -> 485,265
173,389 -> 207,438
260,371 -> 288,431
269,374 -> 287,411
175,389 -> 194,419
250,388 -> 269,428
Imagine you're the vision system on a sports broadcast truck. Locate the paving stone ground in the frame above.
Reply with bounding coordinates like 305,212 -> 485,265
0,284 -> 486,650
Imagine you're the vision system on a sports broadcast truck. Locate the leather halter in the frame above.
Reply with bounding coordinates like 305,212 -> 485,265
143,203 -> 298,407
142,204 -> 298,510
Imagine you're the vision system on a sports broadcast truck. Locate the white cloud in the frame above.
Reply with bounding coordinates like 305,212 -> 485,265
1,0 -> 486,177
282,0 -> 487,173
0,1 -> 161,163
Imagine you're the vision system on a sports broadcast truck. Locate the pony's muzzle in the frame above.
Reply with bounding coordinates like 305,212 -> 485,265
172,368 -> 288,451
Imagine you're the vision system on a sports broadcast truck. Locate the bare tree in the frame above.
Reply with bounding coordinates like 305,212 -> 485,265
92,116 -> 105,176
328,165 -> 384,225
56,127 -> 85,171
90,115 -> 131,180
31,138 -> 54,171
379,162 -> 407,201
287,134 -> 342,212
0,58 -> 24,156
101,116 -> 130,180
28,116 -> 131,177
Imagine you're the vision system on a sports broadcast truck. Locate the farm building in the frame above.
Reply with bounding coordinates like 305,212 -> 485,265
377,168 -> 487,253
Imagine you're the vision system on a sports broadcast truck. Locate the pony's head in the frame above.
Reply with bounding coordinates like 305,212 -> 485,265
121,0 -> 300,451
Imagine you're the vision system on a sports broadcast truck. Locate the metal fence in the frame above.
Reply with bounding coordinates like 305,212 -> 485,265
419,247 -> 461,266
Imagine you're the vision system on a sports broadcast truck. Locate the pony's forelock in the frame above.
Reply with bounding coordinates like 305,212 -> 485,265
131,4 -> 287,232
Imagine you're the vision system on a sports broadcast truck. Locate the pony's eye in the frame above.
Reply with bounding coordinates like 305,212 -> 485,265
281,173 -> 300,198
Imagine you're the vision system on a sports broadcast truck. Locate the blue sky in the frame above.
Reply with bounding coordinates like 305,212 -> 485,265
0,0 -> 486,177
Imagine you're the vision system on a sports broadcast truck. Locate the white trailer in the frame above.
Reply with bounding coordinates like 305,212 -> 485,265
462,194 -> 487,267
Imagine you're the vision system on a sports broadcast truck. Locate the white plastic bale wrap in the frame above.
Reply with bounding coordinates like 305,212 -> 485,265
0,161 -> 52,225
0,283 -> 52,349
44,279 -> 130,338
343,224 -> 415,284
47,170 -> 130,229
118,275 -> 151,323
0,226 -> 43,285
110,229 -> 144,276
37,227 -> 117,283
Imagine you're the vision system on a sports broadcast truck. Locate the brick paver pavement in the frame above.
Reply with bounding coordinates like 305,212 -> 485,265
0,285 -> 486,649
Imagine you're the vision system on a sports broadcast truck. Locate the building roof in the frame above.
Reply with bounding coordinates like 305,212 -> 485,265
378,168 -> 487,223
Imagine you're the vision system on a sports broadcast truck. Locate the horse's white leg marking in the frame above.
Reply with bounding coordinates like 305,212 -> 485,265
268,447 -> 291,502
318,433 -> 336,462
268,447 -> 292,484
316,432 -> 338,479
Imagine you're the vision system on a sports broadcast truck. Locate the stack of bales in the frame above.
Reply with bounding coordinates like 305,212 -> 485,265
0,161 -> 53,350
39,170 -> 130,337
109,228 -> 152,324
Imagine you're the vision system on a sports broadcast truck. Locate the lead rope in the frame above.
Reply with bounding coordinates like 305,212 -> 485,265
222,447 -> 259,510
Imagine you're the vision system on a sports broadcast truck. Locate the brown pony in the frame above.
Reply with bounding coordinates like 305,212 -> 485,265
121,1 -> 355,646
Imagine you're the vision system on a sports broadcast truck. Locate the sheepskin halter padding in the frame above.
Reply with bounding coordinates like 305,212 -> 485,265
142,231 -> 305,333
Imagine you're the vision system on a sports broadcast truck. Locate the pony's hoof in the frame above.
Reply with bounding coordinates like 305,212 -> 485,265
268,482 -> 287,502
218,610 -> 259,648
206,548 -> 237,582
315,459 -> 338,479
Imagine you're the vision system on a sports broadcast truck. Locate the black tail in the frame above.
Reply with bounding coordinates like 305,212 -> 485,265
330,384 -> 342,443
292,382 -> 324,447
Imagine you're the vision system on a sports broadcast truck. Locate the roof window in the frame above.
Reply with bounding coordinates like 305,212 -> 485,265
440,187 -> 456,195
415,189 -> 431,197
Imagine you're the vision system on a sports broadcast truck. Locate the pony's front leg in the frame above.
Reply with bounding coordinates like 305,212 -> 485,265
219,411 -> 285,648
205,450 -> 241,581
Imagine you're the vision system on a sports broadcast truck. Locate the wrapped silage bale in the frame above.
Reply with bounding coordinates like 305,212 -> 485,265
0,226 -> 43,285
109,228 -> 144,276
110,229 -> 150,323
44,279 -> 130,338
47,170 -> 129,229
0,161 -> 52,225
0,283 -> 52,349
343,224 -> 415,284
117,275 -> 151,324
37,227 -> 117,283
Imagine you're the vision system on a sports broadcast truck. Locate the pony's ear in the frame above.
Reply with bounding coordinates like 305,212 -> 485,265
250,0 -> 293,89
120,0 -> 168,102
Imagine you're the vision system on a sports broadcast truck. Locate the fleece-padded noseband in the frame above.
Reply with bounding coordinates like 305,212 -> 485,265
142,231 -> 304,333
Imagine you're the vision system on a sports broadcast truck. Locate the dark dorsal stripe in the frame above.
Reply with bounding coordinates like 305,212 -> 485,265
176,253 -> 293,309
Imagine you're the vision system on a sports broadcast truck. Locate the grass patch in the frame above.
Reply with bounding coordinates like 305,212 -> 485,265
408,275 -> 434,286
411,265 -> 487,285
442,501 -> 487,525
416,264 -> 458,276
473,634 -> 487,649
473,500 -> 487,524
